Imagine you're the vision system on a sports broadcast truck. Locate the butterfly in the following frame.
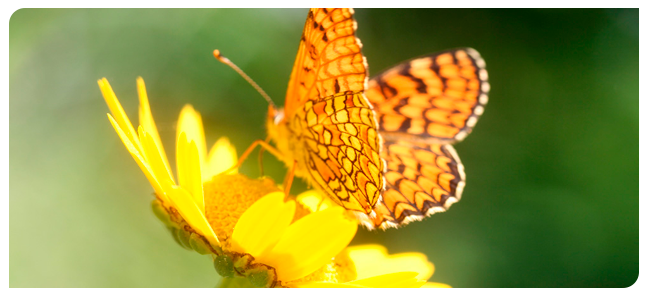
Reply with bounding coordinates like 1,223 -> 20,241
266,8 -> 489,229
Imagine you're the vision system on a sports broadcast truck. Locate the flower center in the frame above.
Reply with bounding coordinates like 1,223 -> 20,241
203,173 -> 280,247
287,251 -> 357,286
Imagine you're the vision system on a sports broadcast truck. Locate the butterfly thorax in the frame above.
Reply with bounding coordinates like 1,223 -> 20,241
266,105 -> 310,179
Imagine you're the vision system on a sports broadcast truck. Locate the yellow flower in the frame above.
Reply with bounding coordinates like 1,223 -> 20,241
99,77 -> 448,288
99,77 -> 230,250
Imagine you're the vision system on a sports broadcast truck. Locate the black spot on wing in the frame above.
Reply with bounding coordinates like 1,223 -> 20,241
398,63 -> 427,94
398,118 -> 412,132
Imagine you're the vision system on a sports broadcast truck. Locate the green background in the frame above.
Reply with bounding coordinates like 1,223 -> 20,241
9,8 -> 639,288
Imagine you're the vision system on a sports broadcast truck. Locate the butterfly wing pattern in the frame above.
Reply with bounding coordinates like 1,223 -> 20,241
284,8 -> 367,116
270,8 -> 385,214
366,49 -> 489,143
363,48 -> 490,229
371,140 -> 465,227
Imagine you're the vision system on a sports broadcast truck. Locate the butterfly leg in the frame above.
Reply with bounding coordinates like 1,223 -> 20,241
222,139 -> 283,174
257,136 -> 272,177
282,160 -> 297,201
315,194 -> 326,211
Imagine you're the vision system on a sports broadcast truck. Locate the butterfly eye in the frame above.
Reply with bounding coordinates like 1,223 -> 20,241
273,110 -> 285,125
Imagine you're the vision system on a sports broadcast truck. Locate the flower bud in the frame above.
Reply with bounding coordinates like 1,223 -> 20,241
214,255 -> 235,278
151,199 -> 174,227
176,226 -> 193,249
246,265 -> 276,288
189,233 -> 213,255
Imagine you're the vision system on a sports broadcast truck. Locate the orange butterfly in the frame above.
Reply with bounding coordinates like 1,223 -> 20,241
223,8 -> 489,229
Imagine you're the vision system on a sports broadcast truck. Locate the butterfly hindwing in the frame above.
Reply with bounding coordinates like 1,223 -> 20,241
368,140 -> 465,229
298,92 -> 384,213
366,48 -> 489,143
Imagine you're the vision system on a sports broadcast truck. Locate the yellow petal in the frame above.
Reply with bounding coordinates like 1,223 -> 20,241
259,206 -> 357,282
296,190 -> 333,212
230,192 -> 295,258
98,78 -> 142,154
139,127 -> 175,190
422,282 -> 452,288
176,132 -> 204,213
204,136 -> 238,181
166,186 -> 220,247
347,272 -> 424,288
177,105 -> 207,168
347,244 -> 434,281
137,77 -> 174,184
290,282 -> 365,288
107,114 -> 165,199
292,272 -> 429,288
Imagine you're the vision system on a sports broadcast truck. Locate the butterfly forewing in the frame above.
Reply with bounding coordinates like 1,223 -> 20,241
284,8 -> 368,116
366,48 -> 489,143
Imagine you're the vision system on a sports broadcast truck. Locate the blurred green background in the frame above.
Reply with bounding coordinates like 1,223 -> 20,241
9,8 -> 638,288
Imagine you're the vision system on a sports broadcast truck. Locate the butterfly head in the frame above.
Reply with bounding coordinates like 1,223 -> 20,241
266,104 -> 287,150
266,104 -> 302,176
267,104 -> 285,126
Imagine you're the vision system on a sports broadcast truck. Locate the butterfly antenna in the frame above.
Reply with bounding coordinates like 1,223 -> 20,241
213,49 -> 277,109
